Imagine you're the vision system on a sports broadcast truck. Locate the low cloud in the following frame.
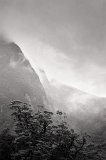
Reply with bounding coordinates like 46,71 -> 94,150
0,0 -> 106,96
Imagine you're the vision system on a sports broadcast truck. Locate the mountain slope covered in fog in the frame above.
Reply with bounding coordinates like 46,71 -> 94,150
38,69 -> 106,136
0,37 -> 105,138
0,38 -> 47,129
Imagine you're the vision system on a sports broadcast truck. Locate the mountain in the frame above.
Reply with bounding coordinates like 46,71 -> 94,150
0,37 -> 47,130
0,37 -> 105,137
38,69 -> 106,136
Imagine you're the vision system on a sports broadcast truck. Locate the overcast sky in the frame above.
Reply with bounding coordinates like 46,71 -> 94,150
0,0 -> 106,97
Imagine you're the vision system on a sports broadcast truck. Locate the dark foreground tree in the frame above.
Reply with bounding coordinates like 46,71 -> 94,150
0,128 -> 14,160
9,101 -> 89,160
0,100 -> 103,160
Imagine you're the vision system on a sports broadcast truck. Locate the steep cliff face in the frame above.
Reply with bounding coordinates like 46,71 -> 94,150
0,38 -> 47,129
38,69 -> 106,134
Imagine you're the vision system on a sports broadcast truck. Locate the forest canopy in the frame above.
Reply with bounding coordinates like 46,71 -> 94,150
0,101 -> 105,160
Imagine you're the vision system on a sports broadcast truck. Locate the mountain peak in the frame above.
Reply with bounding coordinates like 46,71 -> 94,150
0,38 -> 47,107
7,42 -> 22,53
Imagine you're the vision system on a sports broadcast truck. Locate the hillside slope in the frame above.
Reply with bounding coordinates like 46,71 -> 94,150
0,38 -> 47,130
38,69 -> 106,135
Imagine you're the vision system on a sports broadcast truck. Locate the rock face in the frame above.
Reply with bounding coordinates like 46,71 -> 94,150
0,38 -> 47,130
0,37 -> 105,137
38,69 -> 106,135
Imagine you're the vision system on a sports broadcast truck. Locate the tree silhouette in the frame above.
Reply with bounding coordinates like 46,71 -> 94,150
9,101 -> 90,160
0,101 -> 105,160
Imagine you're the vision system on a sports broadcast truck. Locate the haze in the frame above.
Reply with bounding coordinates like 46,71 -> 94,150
0,0 -> 106,97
